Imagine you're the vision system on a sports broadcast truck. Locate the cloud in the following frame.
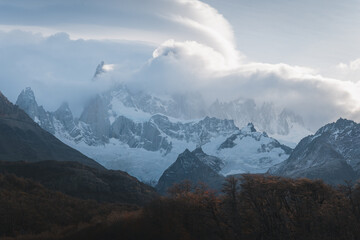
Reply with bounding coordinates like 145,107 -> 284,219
337,58 -> 360,71
122,37 -> 360,129
102,64 -> 115,72
164,0 -> 241,69
0,0 -> 360,131
152,39 -> 230,73
0,30 -> 153,114
334,58 -> 360,82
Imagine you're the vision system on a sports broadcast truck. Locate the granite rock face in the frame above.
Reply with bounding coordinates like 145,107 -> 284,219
93,61 -> 105,79
192,147 -> 224,172
15,86 -> 292,183
54,102 -> 79,138
0,91 -> 103,170
16,87 -> 55,134
16,87 -> 99,145
17,87 -> 238,152
156,148 -> 225,194
269,118 -> 360,185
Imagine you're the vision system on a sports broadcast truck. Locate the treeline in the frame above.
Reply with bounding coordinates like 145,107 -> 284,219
64,175 -> 360,240
3,174 -> 360,239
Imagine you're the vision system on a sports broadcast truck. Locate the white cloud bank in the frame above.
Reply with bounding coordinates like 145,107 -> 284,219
131,42 -> 360,128
337,59 -> 360,71
0,0 -> 360,130
336,58 -> 360,82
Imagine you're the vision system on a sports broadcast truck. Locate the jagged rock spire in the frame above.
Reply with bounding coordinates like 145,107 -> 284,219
93,61 -> 105,79
16,87 -> 38,119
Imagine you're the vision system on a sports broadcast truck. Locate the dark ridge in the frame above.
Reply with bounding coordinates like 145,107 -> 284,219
0,160 -> 158,205
0,90 -> 104,169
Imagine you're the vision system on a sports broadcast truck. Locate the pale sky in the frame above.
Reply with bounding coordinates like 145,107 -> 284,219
0,0 -> 360,129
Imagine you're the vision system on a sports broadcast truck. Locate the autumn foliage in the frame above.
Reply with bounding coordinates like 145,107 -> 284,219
2,174 -> 360,239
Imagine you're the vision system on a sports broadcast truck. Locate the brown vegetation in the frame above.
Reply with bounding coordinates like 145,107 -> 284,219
2,174 -> 360,240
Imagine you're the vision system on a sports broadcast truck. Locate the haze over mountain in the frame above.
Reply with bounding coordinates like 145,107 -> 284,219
0,90 -> 103,169
16,86 -> 294,183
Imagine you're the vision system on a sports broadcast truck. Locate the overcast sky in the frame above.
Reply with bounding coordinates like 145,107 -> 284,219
0,0 -> 360,129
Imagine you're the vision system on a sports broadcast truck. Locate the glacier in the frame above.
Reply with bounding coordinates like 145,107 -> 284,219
15,84 -> 310,183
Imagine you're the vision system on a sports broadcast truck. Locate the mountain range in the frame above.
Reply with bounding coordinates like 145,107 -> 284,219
0,90 -> 157,204
14,77 -> 360,188
14,63 -> 360,187
160,116 -> 360,189
208,98 -> 312,146
0,90 -> 102,169
16,87 -> 293,183
5,76 -> 360,192
269,118 -> 360,185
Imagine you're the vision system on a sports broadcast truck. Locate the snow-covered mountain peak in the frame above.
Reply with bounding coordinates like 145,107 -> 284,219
0,90 -> 31,120
16,87 -> 56,133
207,97 -> 312,146
315,118 -> 356,136
16,85 -> 294,183
16,88 -> 97,144
18,87 -> 36,102
269,118 -> 360,185
198,122 -> 293,176
90,82 -> 310,146
53,102 -> 76,133
241,122 -> 257,133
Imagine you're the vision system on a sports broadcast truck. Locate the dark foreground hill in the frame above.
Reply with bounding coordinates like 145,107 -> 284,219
0,91 -> 103,169
0,160 -> 157,205
0,173 -> 136,239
